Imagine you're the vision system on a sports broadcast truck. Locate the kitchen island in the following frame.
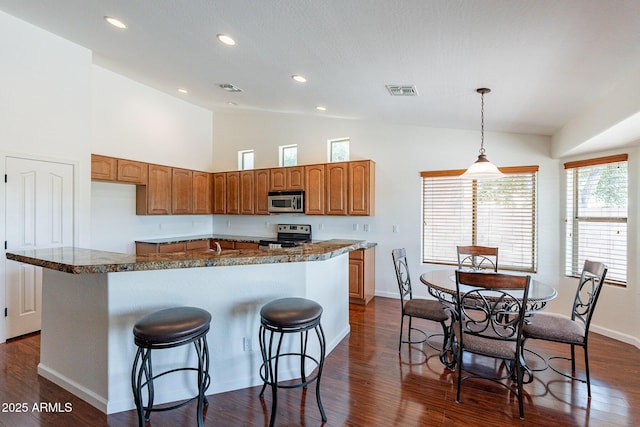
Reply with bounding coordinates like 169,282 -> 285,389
6,239 -> 373,414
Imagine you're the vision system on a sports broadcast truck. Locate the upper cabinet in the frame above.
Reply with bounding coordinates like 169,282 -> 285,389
254,169 -> 270,215
348,160 -> 375,216
212,172 -> 227,214
193,171 -> 213,214
137,164 -> 172,215
270,166 -> 304,191
92,154 -> 375,216
325,162 -> 349,215
91,154 -> 147,185
304,164 -> 325,215
172,168 -> 193,214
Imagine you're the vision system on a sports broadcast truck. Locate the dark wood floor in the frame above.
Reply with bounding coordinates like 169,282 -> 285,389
1,296 -> 639,426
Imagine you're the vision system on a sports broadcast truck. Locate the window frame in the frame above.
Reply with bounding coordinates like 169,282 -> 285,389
421,165 -> 539,272
328,137 -> 350,162
238,149 -> 254,170
279,144 -> 297,167
564,154 -> 628,286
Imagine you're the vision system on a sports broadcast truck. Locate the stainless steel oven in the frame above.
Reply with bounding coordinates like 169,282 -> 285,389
267,191 -> 304,213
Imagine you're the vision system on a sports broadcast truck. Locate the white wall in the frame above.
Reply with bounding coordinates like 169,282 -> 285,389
212,110 -> 640,347
89,66 -> 216,253
0,11 -> 92,342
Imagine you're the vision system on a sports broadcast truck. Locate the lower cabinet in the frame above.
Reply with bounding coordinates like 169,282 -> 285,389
135,239 -> 210,254
349,246 -> 375,305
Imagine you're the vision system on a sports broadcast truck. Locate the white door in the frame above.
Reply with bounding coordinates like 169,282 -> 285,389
5,157 -> 74,339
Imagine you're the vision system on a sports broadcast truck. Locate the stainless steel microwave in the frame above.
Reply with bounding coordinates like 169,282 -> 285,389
268,191 -> 304,213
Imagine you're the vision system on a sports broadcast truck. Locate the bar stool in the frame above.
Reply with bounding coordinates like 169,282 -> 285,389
131,306 -> 211,427
259,297 -> 327,427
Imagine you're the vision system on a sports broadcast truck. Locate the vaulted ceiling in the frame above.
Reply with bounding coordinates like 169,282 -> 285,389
2,0 -> 640,146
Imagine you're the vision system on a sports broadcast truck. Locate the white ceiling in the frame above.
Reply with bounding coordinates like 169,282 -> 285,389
2,0 -> 640,139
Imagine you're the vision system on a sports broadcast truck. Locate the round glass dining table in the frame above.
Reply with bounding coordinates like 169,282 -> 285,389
419,268 -> 557,311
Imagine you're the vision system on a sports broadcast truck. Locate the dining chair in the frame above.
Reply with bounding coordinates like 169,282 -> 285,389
456,245 -> 498,271
392,249 -> 451,354
454,270 -> 531,419
523,260 -> 607,398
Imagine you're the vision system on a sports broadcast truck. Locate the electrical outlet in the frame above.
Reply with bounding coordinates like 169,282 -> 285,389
353,223 -> 359,232
243,337 -> 252,352
393,225 -> 399,233
363,224 -> 370,232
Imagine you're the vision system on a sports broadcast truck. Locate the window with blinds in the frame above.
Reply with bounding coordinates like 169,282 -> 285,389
565,154 -> 627,285
421,166 -> 538,272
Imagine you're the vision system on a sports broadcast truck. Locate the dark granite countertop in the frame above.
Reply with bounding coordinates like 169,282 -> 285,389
6,240 -> 376,274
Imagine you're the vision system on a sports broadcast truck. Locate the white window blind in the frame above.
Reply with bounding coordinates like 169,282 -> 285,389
421,166 -> 538,272
565,154 -> 627,285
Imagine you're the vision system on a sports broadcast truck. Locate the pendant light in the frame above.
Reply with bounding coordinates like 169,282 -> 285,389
460,88 -> 504,180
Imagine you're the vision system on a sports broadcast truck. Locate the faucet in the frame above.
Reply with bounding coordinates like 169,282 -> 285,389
214,242 -> 221,254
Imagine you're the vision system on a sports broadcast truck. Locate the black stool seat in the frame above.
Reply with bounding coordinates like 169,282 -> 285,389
134,306 -> 211,347
131,306 -> 211,427
260,297 -> 322,329
259,297 -> 327,427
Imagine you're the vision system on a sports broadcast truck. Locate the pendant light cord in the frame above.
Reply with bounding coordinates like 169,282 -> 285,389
479,90 -> 485,155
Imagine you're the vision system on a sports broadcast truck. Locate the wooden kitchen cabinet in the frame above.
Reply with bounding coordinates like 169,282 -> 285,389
226,171 -> 240,214
240,170 -> 255,214
325,162 -> 349,215
135,239 -> 210,254
137,164 -> 172,215
172,168 -> 193,214
193,171 -> 212,214
213,240 -> 236,249
304,164 -> 325,215
270,166 -> 304,191
254,169 -> 270,215
348,160 -> 375,216
212,172 -> 227,214
117,159 -> 148,184
235,241 -> 259,249
91,155 -> 117,181
349,246 -> 376,305
91,155 -> 147,184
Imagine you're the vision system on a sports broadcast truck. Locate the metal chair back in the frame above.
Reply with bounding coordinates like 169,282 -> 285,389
392,248 -> 413,301
571,260 -> 608,331
457,245 -> 498,272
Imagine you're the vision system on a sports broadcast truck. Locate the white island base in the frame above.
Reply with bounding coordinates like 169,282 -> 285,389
37,254 -> 350,414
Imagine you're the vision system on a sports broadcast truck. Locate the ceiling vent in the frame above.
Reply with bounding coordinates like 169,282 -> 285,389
386,85 -> 418,96
219,83 -> 243,93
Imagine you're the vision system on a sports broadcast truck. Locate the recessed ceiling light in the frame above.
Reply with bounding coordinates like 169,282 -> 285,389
216,33 -> 236,46
291,75 -> 307,83
104,16 -> 127,29
177,88 -> 188,94
316,106 -> 327,111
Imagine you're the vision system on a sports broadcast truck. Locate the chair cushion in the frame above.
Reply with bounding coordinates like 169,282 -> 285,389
404,298 -> 449,322
453,322 -> 517,359
523,313 -> 586,345
261,297 -> 323,328
134,306 -> 211,345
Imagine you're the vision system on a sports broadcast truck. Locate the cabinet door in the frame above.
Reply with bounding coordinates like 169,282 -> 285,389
304,164 -> 325,215
172,168 -> 193,214
349,257 -> 364,297
287,166 -> 305,190
348,160 -> 375,215
254,169 -> 270,215
212,172 -> 227,214
91,154 -> 117,181
270,168 -> 287,191
117,159 -> 148,184
193,171 -> 212,214
325,162 -> 348,215
139,164 -> 172,215
186,239 -> 210,251
158,242 -> 186,253
226,171 -> 240,214
235,241 -> 259,249
240,170 -> 255,214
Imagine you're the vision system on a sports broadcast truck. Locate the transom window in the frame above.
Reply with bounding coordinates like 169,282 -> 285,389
328,138 -> 349,162
279,144 -> 297,166
238,150 -> 254,170
565,154 -> 627,285
421,166 -> 538,272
